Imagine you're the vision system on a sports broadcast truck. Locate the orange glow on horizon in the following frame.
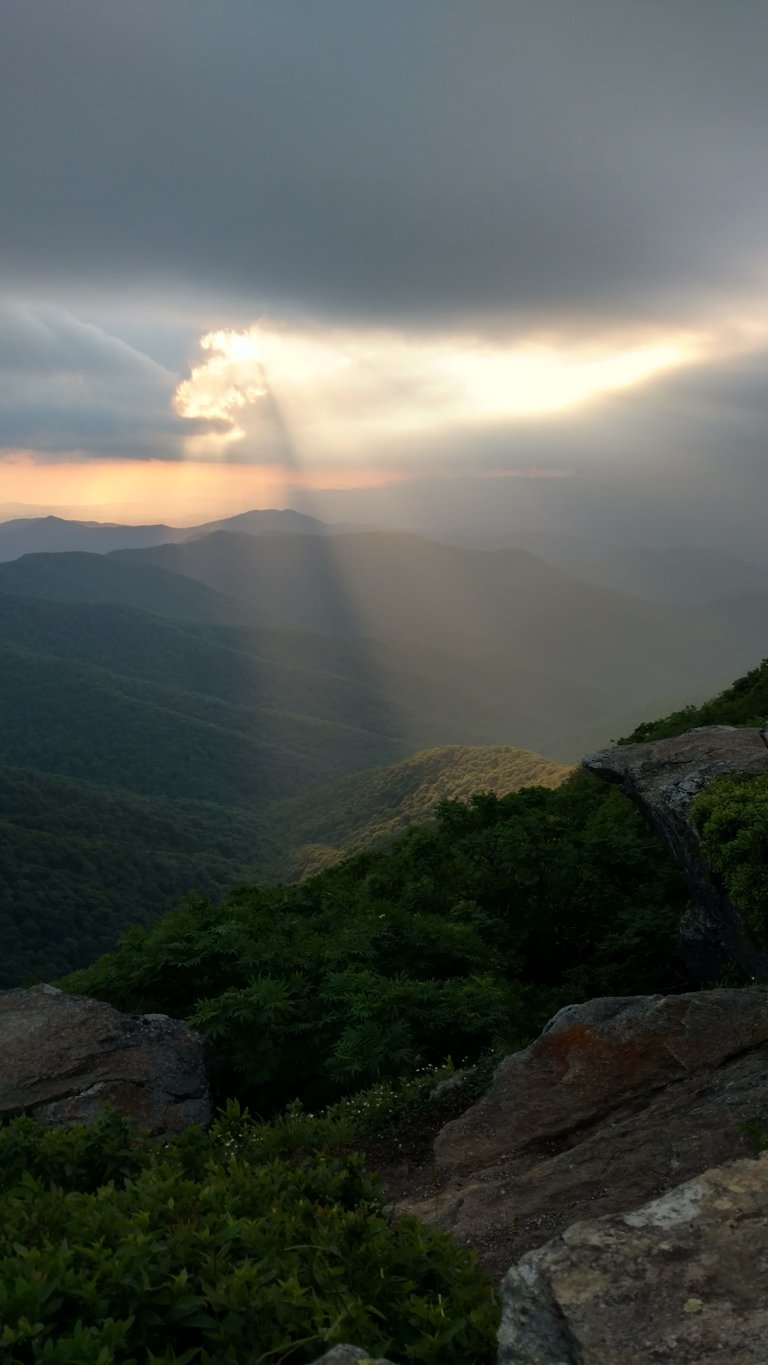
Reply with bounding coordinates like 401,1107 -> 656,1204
0,455 -> 408,524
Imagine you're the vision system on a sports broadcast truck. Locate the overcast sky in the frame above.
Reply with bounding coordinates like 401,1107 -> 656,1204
1,0 -> 768,552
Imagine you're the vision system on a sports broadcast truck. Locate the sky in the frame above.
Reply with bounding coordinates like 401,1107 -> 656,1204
2,0 -> 768,553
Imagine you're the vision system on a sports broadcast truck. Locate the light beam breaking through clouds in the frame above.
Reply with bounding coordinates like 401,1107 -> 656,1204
172,321 -> 704,467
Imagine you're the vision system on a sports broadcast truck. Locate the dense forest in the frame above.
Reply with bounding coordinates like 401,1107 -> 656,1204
0,767 -> 272,984
66,773 -> 689,1112
0,743 -> 565,986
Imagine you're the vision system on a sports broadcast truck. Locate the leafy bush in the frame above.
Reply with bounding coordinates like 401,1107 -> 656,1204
691,772 -> 768,944
0,1109 -> 146,1195
63,775 -> 689,1113
0,1112 -> 497,1365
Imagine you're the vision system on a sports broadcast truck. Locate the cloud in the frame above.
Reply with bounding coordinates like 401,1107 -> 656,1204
1,0 -> 768,564
172,319 -> 700,467
1,0 -> 768,325
0,304 -> 214,460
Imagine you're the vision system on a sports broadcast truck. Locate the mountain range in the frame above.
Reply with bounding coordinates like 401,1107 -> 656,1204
3,507 -> 768,611
2,509 -> 768,983
0,507 -> 330,562
2,522 -> 766,759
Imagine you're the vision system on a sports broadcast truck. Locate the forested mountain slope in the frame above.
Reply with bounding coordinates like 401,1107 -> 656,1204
0,589 -> 560,757
0,585 -> 575,982
0,767 -> 270,985
0,641 -> 406,805
264,744 -> 572,877
0,553 -> 254,624
0,554 -> 632,757
0,740 -> 567,986
63,655 -> 768,1111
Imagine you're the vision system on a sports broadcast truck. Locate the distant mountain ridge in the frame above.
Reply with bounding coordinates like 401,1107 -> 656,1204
445,532 -> 768,608
111,527 -> 767,743
0,507 -> 330,562
4,509 -> 767,613
2,526 -> 766,758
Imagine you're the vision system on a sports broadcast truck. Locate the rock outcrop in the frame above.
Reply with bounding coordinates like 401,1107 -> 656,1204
499,1152 -> 768,1364
583,725 -> 768,981
0,984 -> 211,1134
399,989 -> 768,1281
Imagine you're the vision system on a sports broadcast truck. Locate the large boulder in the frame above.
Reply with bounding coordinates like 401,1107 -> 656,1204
583,725 -> 768,981
0,984 -> 211,1134
499,1152 -> 768,1364
400,989 -> 768,1281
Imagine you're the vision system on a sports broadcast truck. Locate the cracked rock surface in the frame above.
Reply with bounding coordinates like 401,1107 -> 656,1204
583,725 -> 768,981
0,984 -> 211,1133
499,1152 -> 768,1364
400,990 -> 768,1282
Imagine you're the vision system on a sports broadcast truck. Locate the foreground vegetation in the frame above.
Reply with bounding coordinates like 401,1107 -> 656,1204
692,772 -> 768,946
13,654 -> 768,1360
0,1110 -> 497,1364
66,773 -> 688,1113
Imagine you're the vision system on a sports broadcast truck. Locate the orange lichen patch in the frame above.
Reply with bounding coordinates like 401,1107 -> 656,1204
536,1020 -> 677,1094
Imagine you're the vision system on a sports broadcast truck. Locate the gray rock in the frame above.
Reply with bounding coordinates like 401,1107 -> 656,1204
309,1349 -> 396,1365
0,984 -> 212,1134
398,989 -> 768,1282
583,725 -> 768,981
430,1068 -> 467,1100
499,1152 -> 768,1364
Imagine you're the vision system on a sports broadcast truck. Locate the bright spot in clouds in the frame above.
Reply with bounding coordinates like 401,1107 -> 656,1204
173,322 -> 700,464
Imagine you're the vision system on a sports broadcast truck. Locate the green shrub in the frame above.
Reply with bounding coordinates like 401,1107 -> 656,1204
0,1109 -> 147,1195
0,1113 -> 497,1365
691,772 -> 768,945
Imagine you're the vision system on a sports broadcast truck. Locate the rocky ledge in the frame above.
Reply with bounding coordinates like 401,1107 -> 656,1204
583,724 -> 768,981
0,983 -> 212,1134
499,1152 -> 768,1364
399,988 -> 768,1283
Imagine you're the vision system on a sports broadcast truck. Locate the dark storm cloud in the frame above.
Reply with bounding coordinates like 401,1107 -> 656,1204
0,305 -> 213,458
1,0 -> 768,324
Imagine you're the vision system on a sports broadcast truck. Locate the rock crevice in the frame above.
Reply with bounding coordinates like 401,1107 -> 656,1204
583,725 -> 768,981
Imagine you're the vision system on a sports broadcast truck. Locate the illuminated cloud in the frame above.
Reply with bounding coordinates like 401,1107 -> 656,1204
173,321 -> 701,465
